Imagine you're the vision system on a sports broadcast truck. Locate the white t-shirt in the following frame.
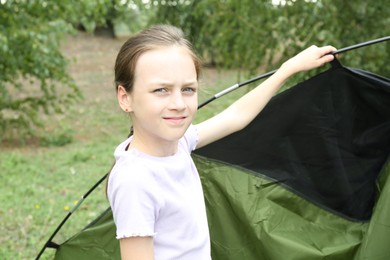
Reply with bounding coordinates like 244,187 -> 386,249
107,125 -> 211,260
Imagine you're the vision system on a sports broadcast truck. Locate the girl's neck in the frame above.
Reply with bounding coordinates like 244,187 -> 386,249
128,136 -> 179,157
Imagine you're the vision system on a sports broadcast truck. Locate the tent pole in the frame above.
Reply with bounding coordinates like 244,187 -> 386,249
35,173 -> 109,259
198,35 -> 390,109
332,36 -> 390,55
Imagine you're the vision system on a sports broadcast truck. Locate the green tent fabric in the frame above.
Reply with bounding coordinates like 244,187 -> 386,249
196,154 -> 365,259
193,64 -> 390,259
38,64 -> 390,260
54,208 -> 120,259
195,156 -> 390,259
51,159 -> 390,260
356,161 -> 390,260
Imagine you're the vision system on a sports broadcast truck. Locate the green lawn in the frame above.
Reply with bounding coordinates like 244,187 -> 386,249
0,32 -> 255,259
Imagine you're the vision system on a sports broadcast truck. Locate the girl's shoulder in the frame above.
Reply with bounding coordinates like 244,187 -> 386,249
110,152 -> 155,184
107,154 -> 162,205
180,124 -> 199,152
107,154 -> 164,219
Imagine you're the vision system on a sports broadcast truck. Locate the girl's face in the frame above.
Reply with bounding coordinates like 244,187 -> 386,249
126,46 -> 198,151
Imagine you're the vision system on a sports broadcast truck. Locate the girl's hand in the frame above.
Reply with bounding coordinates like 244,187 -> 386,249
281,45 -> 337,75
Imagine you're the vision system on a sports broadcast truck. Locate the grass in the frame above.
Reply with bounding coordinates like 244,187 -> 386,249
0,32 -> 254,260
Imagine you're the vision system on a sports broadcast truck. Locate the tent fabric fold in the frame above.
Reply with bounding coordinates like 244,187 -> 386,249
194,154 -> 369,259
195,65 -> 390,222
42,64 -> 389,260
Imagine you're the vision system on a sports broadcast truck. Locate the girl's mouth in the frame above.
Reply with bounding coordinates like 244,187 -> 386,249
163,116 -> 187,125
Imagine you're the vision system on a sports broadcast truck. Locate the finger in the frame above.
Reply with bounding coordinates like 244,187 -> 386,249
317,51 -> 335,65
319,45 -> 337,57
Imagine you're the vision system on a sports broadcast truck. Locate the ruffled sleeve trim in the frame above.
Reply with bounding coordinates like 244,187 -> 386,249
116,232 -> 157,240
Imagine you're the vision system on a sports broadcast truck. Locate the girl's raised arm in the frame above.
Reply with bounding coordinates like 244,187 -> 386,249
195,45 -> 337,149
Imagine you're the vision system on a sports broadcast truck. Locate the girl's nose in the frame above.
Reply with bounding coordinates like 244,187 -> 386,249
168,92 -> 186,110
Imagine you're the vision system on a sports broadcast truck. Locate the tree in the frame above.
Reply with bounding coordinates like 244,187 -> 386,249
146,0 -> 390,80
2,0 -> 389,140
0,0 -> 115,140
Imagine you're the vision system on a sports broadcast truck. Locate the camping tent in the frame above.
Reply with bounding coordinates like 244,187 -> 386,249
37,44 -> 390,259
194,61 -> 390,259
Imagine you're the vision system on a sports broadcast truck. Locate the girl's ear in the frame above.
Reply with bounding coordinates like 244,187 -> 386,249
117,85 -> 132,112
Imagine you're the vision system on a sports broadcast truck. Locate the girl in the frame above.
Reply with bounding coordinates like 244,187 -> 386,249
107,24 -> 336,260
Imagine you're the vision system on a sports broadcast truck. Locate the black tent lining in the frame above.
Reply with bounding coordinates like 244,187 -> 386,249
345,67 -> 390,92
193,153 -> 370,223
195,65 -> 390,222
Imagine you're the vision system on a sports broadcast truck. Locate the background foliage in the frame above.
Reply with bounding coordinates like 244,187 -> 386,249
0,0 -> 143,140
1,0 -> 92,139
1,0 -> 389,139
148,0 -> 390,77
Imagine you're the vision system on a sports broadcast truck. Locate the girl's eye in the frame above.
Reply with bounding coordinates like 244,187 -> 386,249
153,88 -> 168,93
182,87 -> 196,93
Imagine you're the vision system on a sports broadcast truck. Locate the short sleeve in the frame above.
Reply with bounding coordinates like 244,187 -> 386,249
107,160 -> 163,239
182,124 -> 199,152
